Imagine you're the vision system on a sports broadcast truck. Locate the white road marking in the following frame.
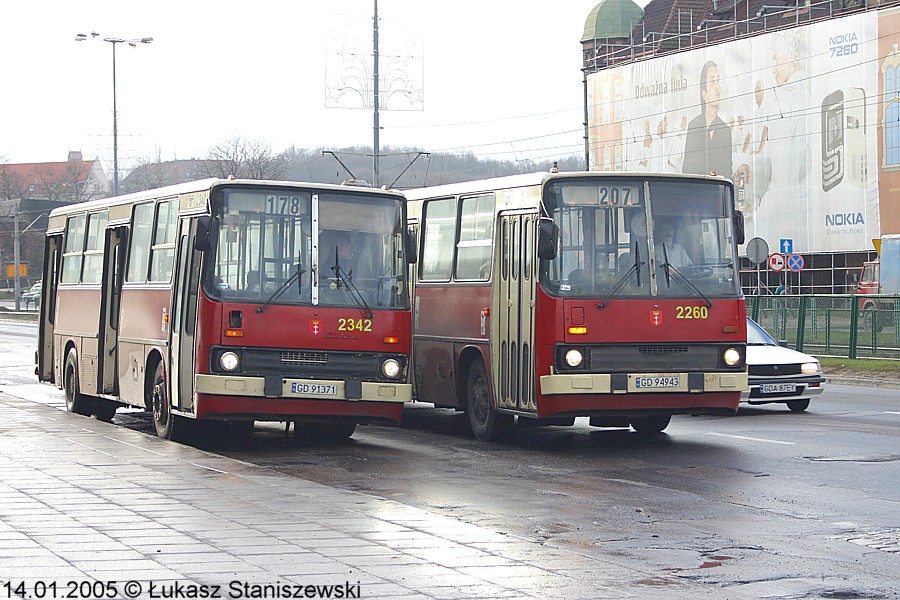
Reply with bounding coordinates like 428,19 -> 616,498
706,432 -> 796,445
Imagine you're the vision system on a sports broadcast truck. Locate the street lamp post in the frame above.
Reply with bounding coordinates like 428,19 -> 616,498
75,32 -> 153,196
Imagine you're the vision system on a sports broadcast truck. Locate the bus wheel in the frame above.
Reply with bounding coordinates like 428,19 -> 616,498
92,400 -> 117,422
228,420 -> 255,439
630,414 -> 671,434
322,423 -> 357,439
786,399 -> 809,413
64,349 -> 91,416
466,361 -> 512,442
150,362 -> 189,441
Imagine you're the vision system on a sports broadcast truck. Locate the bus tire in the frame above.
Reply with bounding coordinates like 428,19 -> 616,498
150,361 -> 190,442
630,414 -> 671,434
323,423 -> 357,439
465,360 -> 512,442
92,400 -> 117,422
64,349 -> 92,416
786,399 -> 809,413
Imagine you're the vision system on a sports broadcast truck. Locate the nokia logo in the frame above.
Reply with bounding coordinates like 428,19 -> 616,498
826,212 -> 865,226
828,32 -> 858,45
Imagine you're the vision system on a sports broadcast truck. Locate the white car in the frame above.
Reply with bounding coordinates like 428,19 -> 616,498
743,318 -> 825,412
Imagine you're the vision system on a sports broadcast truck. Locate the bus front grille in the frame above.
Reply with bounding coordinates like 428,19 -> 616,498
281,352 -> 329,366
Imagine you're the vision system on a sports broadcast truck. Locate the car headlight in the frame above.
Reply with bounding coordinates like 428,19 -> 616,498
565,348 -> 584,368
382,358 -> 401,379
723,347 -> 742,367
220,351 -> 240,372
801,361 -> 821,375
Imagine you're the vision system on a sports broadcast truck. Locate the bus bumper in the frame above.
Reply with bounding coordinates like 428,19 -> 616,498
195,374 -> 412,403
539,371 -> 746,395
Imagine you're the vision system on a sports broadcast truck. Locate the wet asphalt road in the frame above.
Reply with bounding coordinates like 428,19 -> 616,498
2,317 -> 899,599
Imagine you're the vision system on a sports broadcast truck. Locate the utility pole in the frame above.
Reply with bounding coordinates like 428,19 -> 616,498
13,209 -> 20,311
373,0 -> 381,187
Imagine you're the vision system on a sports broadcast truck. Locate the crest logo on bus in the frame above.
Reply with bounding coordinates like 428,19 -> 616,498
650,310 -> 663,326
309,320 -> 322,335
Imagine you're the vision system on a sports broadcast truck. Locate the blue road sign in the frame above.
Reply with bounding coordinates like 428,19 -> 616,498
788,253 -> 804,272
780,239 -> 793,254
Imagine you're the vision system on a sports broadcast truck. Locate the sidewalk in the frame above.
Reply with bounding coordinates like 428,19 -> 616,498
0,392 -> 750,600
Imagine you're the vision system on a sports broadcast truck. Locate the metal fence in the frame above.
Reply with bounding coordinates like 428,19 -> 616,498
748,295 -> 900,360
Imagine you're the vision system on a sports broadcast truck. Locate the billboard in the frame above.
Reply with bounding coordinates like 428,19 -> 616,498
587,8 -> 900,254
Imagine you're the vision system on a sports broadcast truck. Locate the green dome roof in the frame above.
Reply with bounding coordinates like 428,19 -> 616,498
582,0 -> 644,42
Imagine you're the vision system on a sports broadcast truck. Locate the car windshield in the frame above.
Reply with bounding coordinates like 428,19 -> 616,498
747,319 -> 778,345
542,178 -> 741,300
207,186 -> 408,309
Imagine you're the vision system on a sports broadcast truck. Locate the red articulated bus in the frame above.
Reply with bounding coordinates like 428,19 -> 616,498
37,178 -> 414,441
405,171 -> 747,441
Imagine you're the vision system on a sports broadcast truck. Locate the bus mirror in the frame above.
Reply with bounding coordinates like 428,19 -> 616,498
406,228 -> 418,264
733,210 -> 745,246
194,216 -> 211,252
537,218 -> 558,260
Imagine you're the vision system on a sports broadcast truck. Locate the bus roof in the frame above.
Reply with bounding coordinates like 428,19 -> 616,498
46,177 -> 406,219
401,170 -> 733,202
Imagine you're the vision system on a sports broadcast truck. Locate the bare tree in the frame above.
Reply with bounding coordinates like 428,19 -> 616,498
202,136 -> 287,180
0,162 -> 26,201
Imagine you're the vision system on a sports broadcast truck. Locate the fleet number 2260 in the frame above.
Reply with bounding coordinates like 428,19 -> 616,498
676,305 -> 708,319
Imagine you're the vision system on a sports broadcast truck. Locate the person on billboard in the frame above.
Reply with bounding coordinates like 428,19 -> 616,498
682,61 -> 751,184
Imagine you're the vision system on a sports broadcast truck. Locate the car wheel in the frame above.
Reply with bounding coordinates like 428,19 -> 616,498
787,399 -> 810,413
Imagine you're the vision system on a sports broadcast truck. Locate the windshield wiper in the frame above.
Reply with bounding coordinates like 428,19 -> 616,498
331,257 -> 374,319
257,256 -> 305,314
599,241 -> 643,308
659,246 -> 712,309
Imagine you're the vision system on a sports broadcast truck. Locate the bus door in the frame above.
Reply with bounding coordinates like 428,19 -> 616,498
98,227 -> 127,395
407,220 -> 420,397
493,212 -> 538,413
37,235 -> 61,383
169,218 -> 201,413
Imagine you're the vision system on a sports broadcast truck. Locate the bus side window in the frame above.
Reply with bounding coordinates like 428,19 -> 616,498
128,203 -> 155,282
150,201 -> 179,283
420,198 -> 456,281
61,214 -> 86,284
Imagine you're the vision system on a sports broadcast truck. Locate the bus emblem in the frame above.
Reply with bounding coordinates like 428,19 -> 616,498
309,320 -> 322,335
651,310 -> 663,326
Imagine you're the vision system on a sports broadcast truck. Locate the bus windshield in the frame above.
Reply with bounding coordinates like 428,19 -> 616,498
209,187 -> 408,309
544,178 -> 740,299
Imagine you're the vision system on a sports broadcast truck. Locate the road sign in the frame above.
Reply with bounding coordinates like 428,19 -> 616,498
788,253 -> 804,272
768,252 -> 786,272
780,239 -> 793,254
746,237 -> 769,265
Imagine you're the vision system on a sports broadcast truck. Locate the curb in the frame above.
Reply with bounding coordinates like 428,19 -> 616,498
825,375 -> 900,390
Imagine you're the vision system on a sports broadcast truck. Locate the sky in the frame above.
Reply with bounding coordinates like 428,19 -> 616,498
0,0 -> 634,175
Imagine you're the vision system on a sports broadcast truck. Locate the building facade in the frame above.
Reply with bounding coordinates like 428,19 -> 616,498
582,0 -> 900,293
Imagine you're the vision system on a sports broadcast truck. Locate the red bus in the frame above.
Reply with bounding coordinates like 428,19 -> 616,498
405,171 -> 747,441
37,178 -> 414,441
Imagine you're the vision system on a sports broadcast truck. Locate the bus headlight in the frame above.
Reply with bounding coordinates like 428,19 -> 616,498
382,359 -> 401,379
565,348 -> 584,368
220,351 -> 240,372
723,347 -> 741,367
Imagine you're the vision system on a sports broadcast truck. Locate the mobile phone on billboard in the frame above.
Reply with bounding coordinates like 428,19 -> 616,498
821,90 -> 844,192
844,87 -> 867,187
